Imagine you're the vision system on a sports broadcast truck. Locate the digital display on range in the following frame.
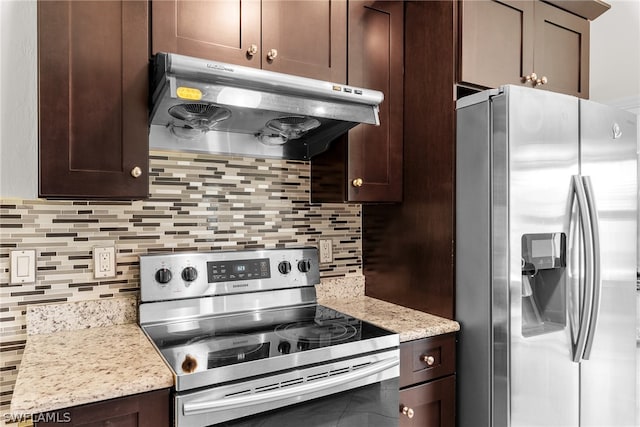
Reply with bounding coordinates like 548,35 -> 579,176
207,258 -> 270,283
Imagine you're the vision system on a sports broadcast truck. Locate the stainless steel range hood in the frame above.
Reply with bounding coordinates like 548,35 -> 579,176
149,53 -> 384,160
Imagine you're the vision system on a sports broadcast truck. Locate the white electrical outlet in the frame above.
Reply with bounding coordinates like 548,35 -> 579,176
319,239 -> 333,263
94,246 -> 116,278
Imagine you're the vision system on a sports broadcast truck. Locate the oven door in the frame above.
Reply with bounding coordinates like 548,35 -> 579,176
175,350 -> 399,427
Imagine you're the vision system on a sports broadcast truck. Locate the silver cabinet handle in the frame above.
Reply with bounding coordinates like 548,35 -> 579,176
582,176 -> 601,360
571,175 -> 595,363
182,357 -> 398,415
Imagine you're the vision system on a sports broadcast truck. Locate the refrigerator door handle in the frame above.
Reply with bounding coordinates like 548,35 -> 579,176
571,175 -> 595,363
581,176 -> 601,360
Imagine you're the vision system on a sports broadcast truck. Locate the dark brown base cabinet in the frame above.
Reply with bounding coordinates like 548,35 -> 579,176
38,0 -> 149,199
399,334 -> 456,427
34,389 -> 170,427
400,377 -> 455,427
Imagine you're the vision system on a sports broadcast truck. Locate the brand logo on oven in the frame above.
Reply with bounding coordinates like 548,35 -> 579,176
232,283 -> 249,288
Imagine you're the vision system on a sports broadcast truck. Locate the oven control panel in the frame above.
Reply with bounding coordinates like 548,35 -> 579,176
139,247 -> 319,302
207,258 -> 271,283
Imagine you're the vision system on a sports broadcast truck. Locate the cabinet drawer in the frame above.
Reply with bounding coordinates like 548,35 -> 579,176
400,333 -> 455,388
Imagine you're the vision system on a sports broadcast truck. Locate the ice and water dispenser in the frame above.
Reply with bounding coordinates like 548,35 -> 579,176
521,233 -> 567,336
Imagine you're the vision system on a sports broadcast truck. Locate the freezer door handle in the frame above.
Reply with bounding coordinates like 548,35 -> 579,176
571,175 -> 595,363
581,176 -> 601,360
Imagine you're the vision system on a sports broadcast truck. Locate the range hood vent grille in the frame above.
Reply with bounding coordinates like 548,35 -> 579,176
168,103 -> 231,132
149,53 -> 384,160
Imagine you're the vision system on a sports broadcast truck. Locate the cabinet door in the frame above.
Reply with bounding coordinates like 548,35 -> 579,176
152,0 -> 261,67
346,0 -> 403,202
533,1 -> 589,98
261,0 -> 347,82
36,389 -> 170,427
399,376 -> 455,427
310,0 -> 403,203
459,0 -> 535,89
38,0 -> 149,199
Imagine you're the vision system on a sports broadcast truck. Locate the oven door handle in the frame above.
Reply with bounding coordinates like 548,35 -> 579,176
182,357 -> 399,416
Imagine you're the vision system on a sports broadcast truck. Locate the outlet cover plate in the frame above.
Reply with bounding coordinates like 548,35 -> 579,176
319,239 -> 333,263
10,250 -> 36,284
94,246 -> 116,278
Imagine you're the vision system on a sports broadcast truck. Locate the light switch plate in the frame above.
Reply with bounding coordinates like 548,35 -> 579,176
10,250 -> 36,284
93,246 -> 116,278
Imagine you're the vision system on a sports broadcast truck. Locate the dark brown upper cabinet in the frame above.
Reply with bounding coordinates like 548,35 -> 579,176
311,0 -> 403,203
38,0 -> 149,199
152,0 -> 347,83
459,0 -> 590,98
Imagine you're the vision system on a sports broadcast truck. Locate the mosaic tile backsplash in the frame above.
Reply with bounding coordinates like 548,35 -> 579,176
0,150 -> 362,412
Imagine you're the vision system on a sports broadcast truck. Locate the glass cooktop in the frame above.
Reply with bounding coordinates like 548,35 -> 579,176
142,304 -> 395,377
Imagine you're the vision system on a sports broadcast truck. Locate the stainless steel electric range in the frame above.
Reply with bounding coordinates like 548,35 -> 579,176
139,248 -> 399,427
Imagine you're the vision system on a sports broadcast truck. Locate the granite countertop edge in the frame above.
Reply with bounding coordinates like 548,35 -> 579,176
10,323 -> 174,415
319,295 -> 460,342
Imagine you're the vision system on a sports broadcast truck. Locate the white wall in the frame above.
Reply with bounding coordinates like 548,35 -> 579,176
0,0 -> 38,199
590,0 -> 640,111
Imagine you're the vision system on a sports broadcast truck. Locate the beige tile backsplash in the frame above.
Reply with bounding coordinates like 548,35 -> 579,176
0,150 -> 362,412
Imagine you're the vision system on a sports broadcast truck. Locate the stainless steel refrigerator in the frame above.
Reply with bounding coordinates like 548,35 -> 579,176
456,85 -> 637,427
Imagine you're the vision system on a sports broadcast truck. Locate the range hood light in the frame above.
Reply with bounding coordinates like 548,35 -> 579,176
258,134 -> 289,146
169,125 -> 203,140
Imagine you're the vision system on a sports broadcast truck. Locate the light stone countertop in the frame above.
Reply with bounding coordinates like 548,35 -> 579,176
319,295 -> 460,342
10,323 -> 174,415
9,281 -> 457,416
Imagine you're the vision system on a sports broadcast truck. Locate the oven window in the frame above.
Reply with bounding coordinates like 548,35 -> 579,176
212,377 -> 399,427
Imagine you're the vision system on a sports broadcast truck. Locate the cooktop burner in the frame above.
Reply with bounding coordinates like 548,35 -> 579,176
274,320 -> 359,347
143,304 -> 392,380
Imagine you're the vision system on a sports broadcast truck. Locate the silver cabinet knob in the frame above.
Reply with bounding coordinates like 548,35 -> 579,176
247,44 -> 258,56
420,354 -> 435,366
267,48 -> 278,61
352,178 -> 364,187
535,76 -> 548,86
400,405 -> 415,418
130,166 -> 142,178
523,72 -> 538,83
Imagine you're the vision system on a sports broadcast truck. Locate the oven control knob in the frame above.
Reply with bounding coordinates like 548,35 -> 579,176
155,268 -> 172,284
181,266 -> 198,282
278,261 -> 292,275
297,338 -> 310,351
277,341 -> 291,354
297,259 -> 311,273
